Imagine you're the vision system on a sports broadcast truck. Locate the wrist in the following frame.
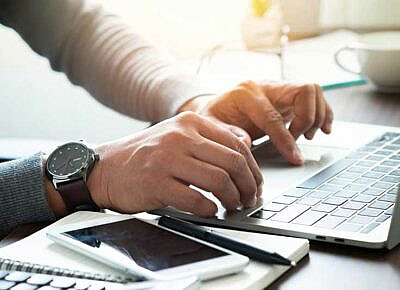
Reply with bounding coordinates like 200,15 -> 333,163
178,94 -> 217,114
42,155 -> 69,217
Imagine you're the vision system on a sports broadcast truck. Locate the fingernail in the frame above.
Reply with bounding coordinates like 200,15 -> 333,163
248,196 -> 257,208
293,147 -> 304,164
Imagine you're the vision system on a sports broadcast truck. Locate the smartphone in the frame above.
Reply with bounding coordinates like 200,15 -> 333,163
47,216 -> 248,281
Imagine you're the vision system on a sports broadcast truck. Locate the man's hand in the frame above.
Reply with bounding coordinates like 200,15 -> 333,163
181,81 -> 333,165
85,112 -> 263,217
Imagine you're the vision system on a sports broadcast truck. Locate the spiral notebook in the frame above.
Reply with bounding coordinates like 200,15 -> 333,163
0,211 -> 309,289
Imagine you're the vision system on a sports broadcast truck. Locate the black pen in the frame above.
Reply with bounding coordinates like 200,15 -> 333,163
158,216 -> 296,267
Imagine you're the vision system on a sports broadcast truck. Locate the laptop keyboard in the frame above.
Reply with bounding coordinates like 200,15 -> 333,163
0,270 -> 119,290
251,132 -> 400,234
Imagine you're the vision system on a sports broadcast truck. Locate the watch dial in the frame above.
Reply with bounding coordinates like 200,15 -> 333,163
47,143 -> 89,177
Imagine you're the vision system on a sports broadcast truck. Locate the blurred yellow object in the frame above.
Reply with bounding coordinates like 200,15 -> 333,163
251,0 -> 271,17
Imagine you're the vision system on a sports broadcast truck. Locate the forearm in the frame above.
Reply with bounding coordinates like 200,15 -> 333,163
0,154 -> 56,239
0,0 -> 211,123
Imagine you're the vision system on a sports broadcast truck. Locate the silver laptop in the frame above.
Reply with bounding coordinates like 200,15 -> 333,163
153,130 -> 400,249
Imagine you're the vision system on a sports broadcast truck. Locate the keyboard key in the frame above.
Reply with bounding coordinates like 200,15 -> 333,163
318,184 -> 341,192
370,201 -> 393,210
297,197 -> 320,206
342,201 -> 366,210
379,194 -> 397,203
283,188 -> 309,198
332,208 -> 356,218
387,188 -> 398,194
292,211 -> 326,226
338,172 -> 360,180
5,273 -> 31,283
347,167 -> 368,174
390,170 -> 400,176
349,215 -> 374,225
328,178 -> 350,186
337,223 -> 363,232
308,190 -> 331,199
385,207 -> 394,215
376,214 -> 390,222
50,277 -> 75,289
361,223 -> 380,234
353,178 -> 375,186
358,146 -> 377,153
334,190 -> 357,198
263,203 -> 287,212
344,184 -> 368,192
10,283 -> 38,290
367,155 -> 385,161
383,145 -> 400,151
375,150 -> 392,156
314,216 -> 345,229
382,160 -> 400,166
389,155 -> 400,161
273,196 -> 297,205
362,188 -> 384,196
0,281 -> 16,290
0,272 -> 8,279
298,159 -> 353,189
357,160 -> 377,167
251,210 -> 275,220
382,176 -> 399,183
372,166 -> 392,173
352,194 -> 376,203
346,152 -> 368,159
87,285 -> 105,290
362,171 -> 384,179
312,204 -> 337,213
371,182 -> 393,190
270,204 -> 310,223
358,208 -> 383,217
323,197 -> 347,206
27,275 -> 53,286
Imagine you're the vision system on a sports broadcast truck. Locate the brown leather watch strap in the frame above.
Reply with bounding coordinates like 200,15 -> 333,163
57,179 -> 100,212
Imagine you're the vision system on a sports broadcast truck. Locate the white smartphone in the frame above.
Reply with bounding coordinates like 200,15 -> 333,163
47,216 -> 248,282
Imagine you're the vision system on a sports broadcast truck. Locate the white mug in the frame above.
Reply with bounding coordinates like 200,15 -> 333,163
334,31 -> 400,92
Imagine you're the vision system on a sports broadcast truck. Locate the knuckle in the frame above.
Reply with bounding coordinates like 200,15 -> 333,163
176,111 -> 201,124
228,152 -> 247,173
212,169 -> 231,188
265,108 -> 284,124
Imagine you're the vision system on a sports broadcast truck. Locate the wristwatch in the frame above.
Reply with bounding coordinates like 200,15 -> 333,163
45,141 -> 100,212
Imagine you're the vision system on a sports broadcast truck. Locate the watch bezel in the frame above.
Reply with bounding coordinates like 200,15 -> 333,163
46,142 -> 92,182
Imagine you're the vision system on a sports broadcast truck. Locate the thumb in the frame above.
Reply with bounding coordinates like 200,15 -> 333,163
228,125 -> 252,148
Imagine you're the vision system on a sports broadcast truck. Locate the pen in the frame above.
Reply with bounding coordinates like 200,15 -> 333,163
158,216 -> 296,267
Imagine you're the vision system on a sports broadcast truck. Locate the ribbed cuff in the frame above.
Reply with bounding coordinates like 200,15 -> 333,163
0,153 -> 56,239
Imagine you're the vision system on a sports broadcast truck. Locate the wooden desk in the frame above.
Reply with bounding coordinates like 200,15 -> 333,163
2,83 -> 400,289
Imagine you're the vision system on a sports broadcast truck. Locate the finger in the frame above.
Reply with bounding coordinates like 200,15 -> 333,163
288,84 -> 317,140
322,101 -> 334,134
228,125 -> 252,148
196,116 -> 264,189
189,139 -> 257,208
239,93 -> 303,165
304,84 -> 326,140
160,179 -> 217,217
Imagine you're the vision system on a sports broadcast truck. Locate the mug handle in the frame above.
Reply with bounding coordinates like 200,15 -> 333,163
334,46 -> 361,74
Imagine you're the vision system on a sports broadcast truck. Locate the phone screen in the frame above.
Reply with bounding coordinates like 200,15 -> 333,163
62,218 -> 227,271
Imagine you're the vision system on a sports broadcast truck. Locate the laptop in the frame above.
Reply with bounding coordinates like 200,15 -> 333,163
153,122 -> 400,249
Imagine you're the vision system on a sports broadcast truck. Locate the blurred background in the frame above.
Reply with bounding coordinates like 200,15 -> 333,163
0,0 -> 399,145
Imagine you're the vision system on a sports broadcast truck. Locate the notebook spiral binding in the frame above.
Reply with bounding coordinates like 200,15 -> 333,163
0,257 -> 134,283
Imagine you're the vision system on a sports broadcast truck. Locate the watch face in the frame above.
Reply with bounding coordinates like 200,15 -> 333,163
47,143 -> 90,177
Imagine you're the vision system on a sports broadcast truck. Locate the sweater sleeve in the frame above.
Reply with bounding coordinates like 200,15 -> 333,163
0,0 -> 210,123
0,154 -> 56,239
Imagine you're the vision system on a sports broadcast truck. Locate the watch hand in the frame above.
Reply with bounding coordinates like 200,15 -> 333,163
54,163 -> 65,170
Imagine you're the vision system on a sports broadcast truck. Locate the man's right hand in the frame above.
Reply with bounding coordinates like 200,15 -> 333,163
87,112 -> 263,217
